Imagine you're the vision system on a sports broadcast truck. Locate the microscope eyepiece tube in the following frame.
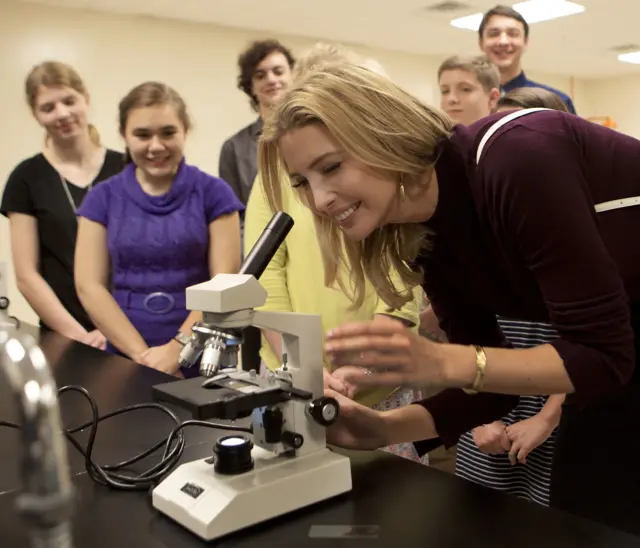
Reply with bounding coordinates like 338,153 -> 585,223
239,212 -> 294,279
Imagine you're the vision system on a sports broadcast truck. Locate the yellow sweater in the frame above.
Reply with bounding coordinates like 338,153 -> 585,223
244,177 -> 421,408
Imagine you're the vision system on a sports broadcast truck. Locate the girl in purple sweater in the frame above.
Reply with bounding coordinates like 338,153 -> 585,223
75,82 -> 244,377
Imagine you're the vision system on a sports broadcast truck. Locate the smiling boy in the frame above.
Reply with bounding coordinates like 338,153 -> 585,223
478,4 -> 576,114
437,54 -> 500,125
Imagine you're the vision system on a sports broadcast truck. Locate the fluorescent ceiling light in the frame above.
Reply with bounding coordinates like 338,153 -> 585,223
451,13 -> 484,31
618,51 -> 640,65
451,0 -> 585,31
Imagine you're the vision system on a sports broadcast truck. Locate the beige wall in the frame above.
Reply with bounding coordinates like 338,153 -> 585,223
0,1 -> 624,324
580,75 -> 640,138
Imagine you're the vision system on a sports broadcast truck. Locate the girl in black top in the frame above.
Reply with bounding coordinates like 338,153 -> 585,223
0,61 -> 124,347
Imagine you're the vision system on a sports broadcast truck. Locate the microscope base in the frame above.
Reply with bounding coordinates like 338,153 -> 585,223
152,446 -> 353,541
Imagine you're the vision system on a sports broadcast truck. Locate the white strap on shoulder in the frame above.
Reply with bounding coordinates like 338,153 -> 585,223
594,197 -> 640,213
475,107 -> 640,214
475,108 -> 549,165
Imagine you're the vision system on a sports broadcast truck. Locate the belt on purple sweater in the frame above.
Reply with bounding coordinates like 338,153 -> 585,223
113,289 -> 186,315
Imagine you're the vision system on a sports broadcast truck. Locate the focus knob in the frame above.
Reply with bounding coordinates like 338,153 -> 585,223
307,397 -> 339,426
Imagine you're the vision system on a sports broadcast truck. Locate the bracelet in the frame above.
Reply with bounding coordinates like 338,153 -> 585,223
462,345 -> 487,395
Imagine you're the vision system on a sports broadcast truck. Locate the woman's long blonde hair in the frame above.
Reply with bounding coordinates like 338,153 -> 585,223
258,60 -> 452,310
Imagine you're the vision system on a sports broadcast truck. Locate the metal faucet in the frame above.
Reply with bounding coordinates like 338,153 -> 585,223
0,327 -> 74,548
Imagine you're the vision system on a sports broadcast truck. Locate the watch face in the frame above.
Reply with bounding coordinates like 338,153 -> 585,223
176,332 -> 190,345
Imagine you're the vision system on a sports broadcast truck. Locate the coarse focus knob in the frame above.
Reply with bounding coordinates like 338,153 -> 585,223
307,397 -> 339,427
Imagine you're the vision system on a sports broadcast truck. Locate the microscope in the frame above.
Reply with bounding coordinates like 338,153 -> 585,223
151,212 -> 353,542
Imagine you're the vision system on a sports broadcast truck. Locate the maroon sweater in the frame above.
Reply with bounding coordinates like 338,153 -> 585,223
416,110 -> 640,448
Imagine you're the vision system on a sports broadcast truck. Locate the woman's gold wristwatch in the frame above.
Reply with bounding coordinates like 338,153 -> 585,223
463,345 -> 487,395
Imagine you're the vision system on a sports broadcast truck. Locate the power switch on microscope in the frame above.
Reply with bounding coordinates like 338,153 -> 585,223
307,397 -> 339,427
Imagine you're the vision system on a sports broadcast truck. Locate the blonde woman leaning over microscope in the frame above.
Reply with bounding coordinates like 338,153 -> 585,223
257,56 -> 640,535
245,43 -> 426,464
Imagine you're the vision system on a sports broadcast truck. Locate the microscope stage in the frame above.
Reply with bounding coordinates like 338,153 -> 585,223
152,372 -> 314,421
152,446 -> 352,541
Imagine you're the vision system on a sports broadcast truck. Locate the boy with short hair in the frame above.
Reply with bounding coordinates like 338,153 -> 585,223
437,54 -> 500,125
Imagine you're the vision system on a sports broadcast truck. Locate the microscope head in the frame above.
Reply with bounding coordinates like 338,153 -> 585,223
186,274 -> 267,316
178,276 -> 267,375
178,212 -> 294,377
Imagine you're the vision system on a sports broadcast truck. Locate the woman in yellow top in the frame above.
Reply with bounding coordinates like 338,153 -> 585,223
245,168 -> 425,463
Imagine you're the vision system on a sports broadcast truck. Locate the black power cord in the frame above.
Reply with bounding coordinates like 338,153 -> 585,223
0,384 -> 252,491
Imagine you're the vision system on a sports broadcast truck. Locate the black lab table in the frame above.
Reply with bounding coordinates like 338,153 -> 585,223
1,328 -> 639,548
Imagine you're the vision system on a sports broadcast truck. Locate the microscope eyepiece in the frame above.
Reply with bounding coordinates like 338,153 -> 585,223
239,212 -> 294,279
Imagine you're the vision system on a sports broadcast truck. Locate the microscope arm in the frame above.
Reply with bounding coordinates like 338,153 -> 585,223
251,310 -> 325,395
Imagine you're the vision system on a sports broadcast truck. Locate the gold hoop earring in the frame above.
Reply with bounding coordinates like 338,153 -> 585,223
399,181 -> 406,201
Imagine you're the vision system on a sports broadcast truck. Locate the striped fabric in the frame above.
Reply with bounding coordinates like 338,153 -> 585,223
455,317 -> 558,506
